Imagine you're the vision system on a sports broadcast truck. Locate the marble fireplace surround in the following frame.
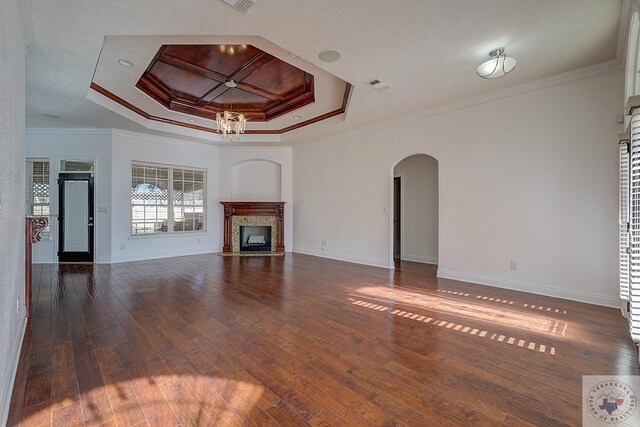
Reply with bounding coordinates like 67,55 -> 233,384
220,201 -> 285,253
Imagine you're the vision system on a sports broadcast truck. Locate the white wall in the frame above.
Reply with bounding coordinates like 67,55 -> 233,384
110,130 -> 220,262
394,155 -> 438,264
25,129 -> 296,260
219,147 -> 294,251
26,129 -> 112,263
293,67 -> 623,307
0,0 -> 27,423
231,160 -> 282,201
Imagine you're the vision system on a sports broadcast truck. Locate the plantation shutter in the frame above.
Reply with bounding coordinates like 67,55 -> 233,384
629,116 -> 640,341
621,141 -> 631,300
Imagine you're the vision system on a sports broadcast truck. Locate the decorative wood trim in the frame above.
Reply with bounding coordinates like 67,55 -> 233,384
277,82 -> 352,134
220,202 -> 285,253
135,44 -> 315,123
90,81 -> 351,135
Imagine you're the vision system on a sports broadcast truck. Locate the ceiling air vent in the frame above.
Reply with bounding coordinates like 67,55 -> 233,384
220,0 -> 255,13
367,78 -> 390,90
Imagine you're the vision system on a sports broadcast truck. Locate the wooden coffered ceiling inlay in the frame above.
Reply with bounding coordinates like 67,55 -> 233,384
136,44 -> 315,122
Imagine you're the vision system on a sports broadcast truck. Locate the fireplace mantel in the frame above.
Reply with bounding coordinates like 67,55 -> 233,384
220,201 -> 285,253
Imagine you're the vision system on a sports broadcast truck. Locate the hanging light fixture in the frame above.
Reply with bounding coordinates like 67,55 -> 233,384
216,80 -> 247,139
476,47 -> 517,79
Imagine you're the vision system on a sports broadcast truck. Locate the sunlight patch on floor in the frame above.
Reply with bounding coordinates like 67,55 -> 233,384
353,286 -> 562,333
348,298 -> 557,356
18,375 -> 263,426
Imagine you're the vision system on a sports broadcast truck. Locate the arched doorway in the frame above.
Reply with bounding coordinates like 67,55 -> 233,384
390,154 -> 439,267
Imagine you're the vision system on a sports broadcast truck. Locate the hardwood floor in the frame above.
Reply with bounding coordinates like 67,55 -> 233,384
8,254 -> 639,426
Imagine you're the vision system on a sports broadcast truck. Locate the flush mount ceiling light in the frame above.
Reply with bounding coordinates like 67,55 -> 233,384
220,0 -> 255,13
318,49 -> 341,62
476,47 -> 516,79
117,59 -> 134,67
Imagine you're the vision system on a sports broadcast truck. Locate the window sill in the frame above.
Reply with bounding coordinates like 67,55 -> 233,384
127,231 -> 209,240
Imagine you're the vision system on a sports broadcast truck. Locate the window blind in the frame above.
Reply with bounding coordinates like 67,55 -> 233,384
131,162 -> 206,235
629,117 -> 640,341
620,141 -> 630,300
25,159 -> 50,235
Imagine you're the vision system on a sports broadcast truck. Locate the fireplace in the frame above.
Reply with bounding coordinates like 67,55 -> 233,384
220,201 -> 285,253
240,226 -> 272,252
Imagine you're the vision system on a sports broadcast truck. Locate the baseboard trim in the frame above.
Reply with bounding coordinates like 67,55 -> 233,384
402,254 -> 438,265
292,248 -> 391,269
437,269 -> 619,308
1,314 -> 27,427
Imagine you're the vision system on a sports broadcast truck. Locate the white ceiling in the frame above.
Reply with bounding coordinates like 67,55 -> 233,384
25,0 -> 624,145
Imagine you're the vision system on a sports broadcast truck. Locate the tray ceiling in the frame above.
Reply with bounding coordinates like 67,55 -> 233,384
89,36 -> 351,142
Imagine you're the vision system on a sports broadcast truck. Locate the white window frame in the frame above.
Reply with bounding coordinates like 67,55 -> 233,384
131,162 -> 207,236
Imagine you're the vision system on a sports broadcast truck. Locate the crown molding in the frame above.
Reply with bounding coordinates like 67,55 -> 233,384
27,127 -> 111,136
294,59 -> 623,151
110,128 -> 220,151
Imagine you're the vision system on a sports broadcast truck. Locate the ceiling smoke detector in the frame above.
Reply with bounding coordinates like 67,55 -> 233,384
367,79 -> 390,90
220,0 -> 255,13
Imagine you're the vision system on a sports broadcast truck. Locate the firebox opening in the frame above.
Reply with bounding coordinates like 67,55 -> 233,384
240,225 -> 272,252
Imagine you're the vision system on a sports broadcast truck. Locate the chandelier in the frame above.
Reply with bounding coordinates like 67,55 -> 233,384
216,110 -> 247,138
216,79 -> 247,139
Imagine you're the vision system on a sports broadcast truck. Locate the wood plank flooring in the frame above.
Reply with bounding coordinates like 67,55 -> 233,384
7,253 -> 640,426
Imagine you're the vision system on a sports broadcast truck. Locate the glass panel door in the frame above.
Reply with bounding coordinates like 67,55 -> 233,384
58,173 -> 94,262
63,181 -> 89,251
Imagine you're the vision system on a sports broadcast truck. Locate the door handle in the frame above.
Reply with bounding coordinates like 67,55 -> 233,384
88,223 -> 94,227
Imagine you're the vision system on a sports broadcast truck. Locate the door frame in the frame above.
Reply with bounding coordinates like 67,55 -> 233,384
389,154 -> 439,268
58,172 -> 95,262
393,175 -> 403,259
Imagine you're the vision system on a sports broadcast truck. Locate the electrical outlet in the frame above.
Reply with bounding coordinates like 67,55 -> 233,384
510,261 -> 518,271
16,298 -> 20,314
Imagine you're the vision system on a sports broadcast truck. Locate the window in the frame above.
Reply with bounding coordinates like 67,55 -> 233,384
131,163 -> 206,235
26,159 -> 50,235
626,117 -> 640,342
61,160 -> 94,172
